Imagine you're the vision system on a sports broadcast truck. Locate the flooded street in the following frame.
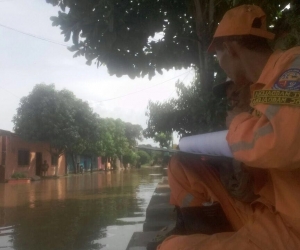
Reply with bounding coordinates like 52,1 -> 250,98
0,167 -> 165,250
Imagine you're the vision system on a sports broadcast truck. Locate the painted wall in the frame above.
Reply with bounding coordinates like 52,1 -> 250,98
66,154 -> 103,173
0,134 -> 66,180
97,157 -> 105,170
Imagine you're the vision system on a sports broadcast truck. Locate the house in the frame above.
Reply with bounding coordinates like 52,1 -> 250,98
0,129 -> 66,182
65,153 -> 105,173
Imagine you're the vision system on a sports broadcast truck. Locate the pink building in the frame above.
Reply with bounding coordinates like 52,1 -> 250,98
0,129 -> 66,182
97,157 -> 105,170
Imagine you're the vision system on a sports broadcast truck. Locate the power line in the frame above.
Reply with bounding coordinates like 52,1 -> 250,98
0,23 -> 193,103
0,23 -> 69,47
96,70 -> 192,103
0,70 -> 192,103
0,85 -> 20,99
181,70 -> 191,82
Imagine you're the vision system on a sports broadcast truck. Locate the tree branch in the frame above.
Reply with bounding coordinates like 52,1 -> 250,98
209,0 -> 215,33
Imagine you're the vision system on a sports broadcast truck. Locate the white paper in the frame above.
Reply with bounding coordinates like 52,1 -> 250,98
179,130 -> 233,158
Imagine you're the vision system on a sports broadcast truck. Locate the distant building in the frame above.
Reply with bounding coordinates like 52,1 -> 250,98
0,129 -> 66,182
65,153 -> 105,173
0,129 -> 109,183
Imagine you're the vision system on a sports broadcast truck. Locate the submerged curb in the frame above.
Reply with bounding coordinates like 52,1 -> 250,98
126,177 -> 175,250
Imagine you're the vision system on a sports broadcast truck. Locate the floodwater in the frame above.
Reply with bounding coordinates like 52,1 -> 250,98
0,167 -> 166,250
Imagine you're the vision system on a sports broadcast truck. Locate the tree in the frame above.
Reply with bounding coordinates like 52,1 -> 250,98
152,132 -> 173,148
13,84 -> 100,174
46,0 -> 200,79
272,1 -> 300,50
46,1 -> 291,84
46,0 -> 296,140
13,83 -> 146,172
144,77 -> 227,138
98,118 -> 116,157
124,122 -> 143,148
122,148 -> 139,167
94,118 -> 141,168
144,1 -> 300,138
137,150 -> 151,166
113,119 -> 129,167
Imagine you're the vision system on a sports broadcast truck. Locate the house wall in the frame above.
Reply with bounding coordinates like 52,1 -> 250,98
0,135 -> 66,180
66,154 -> 103,173
97,157 -> 105,170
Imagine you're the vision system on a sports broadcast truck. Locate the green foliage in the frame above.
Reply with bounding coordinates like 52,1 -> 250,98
124,122 -> 143,148
11,172 -> 27,179
122,149 -> 139,166
144,76 -> 228,137
153,132 -> 173,148
143,1 -> 299,138
45,1 -> 298,141
13,84 -> 143,160
137,150 -> 151,165
93,118 -> 143,159
46,0 -> 200,79
113,119 -> 129,156
272,1 -> 300,49
150,151 -> 163,166
46,0 -> 291,84
13,84 -> 100,156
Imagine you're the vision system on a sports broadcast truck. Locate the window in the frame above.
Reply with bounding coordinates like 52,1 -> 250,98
1,136 -> 6,165
18,150 -> 30,166
51,154 -> 58,166
1,153 -> 5,166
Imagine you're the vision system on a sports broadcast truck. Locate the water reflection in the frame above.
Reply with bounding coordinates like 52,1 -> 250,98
0,167 -> 164,250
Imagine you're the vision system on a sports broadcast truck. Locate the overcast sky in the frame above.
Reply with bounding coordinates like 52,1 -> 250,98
0,0 -> 194,145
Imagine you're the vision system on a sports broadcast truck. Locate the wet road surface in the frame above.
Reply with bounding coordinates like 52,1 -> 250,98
0,167 -> 165,250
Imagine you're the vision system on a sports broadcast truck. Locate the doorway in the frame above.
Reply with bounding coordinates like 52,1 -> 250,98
35,152 -> 42,176
0,165 -> 5,183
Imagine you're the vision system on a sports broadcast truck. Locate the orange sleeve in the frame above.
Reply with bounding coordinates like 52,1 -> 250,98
227,102 -> 300,170
226,49 -> 300,170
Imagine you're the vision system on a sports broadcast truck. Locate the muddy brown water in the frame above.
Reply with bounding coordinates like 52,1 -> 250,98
0,167 -> 165,250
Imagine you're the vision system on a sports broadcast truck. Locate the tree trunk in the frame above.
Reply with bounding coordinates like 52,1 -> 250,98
72,153 -> 77,174
193,0 -> 215,92
54,164 -> 58,176
49,145 -> 66,177
90,156 -> 94,173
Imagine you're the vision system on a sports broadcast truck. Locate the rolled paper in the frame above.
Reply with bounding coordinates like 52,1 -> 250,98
179,130 -> 233,158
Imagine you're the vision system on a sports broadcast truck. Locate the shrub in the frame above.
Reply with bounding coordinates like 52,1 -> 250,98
11,172 -> 27,179
137,150 -> 151,165
123,149 -> 139,166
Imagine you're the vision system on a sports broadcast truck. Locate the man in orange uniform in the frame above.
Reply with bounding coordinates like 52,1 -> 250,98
158,4 -> 300,250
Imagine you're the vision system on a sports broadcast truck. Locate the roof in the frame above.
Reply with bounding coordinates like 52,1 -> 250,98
0,129 -> 14,136
136,145 -> 179,154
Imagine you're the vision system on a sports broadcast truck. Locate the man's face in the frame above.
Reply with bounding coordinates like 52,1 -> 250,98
216,48 -> 231,77
215,42 -> 246,85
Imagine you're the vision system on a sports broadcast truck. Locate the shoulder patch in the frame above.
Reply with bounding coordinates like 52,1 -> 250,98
251,90 -> 300,106
273,68 -> 300,90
